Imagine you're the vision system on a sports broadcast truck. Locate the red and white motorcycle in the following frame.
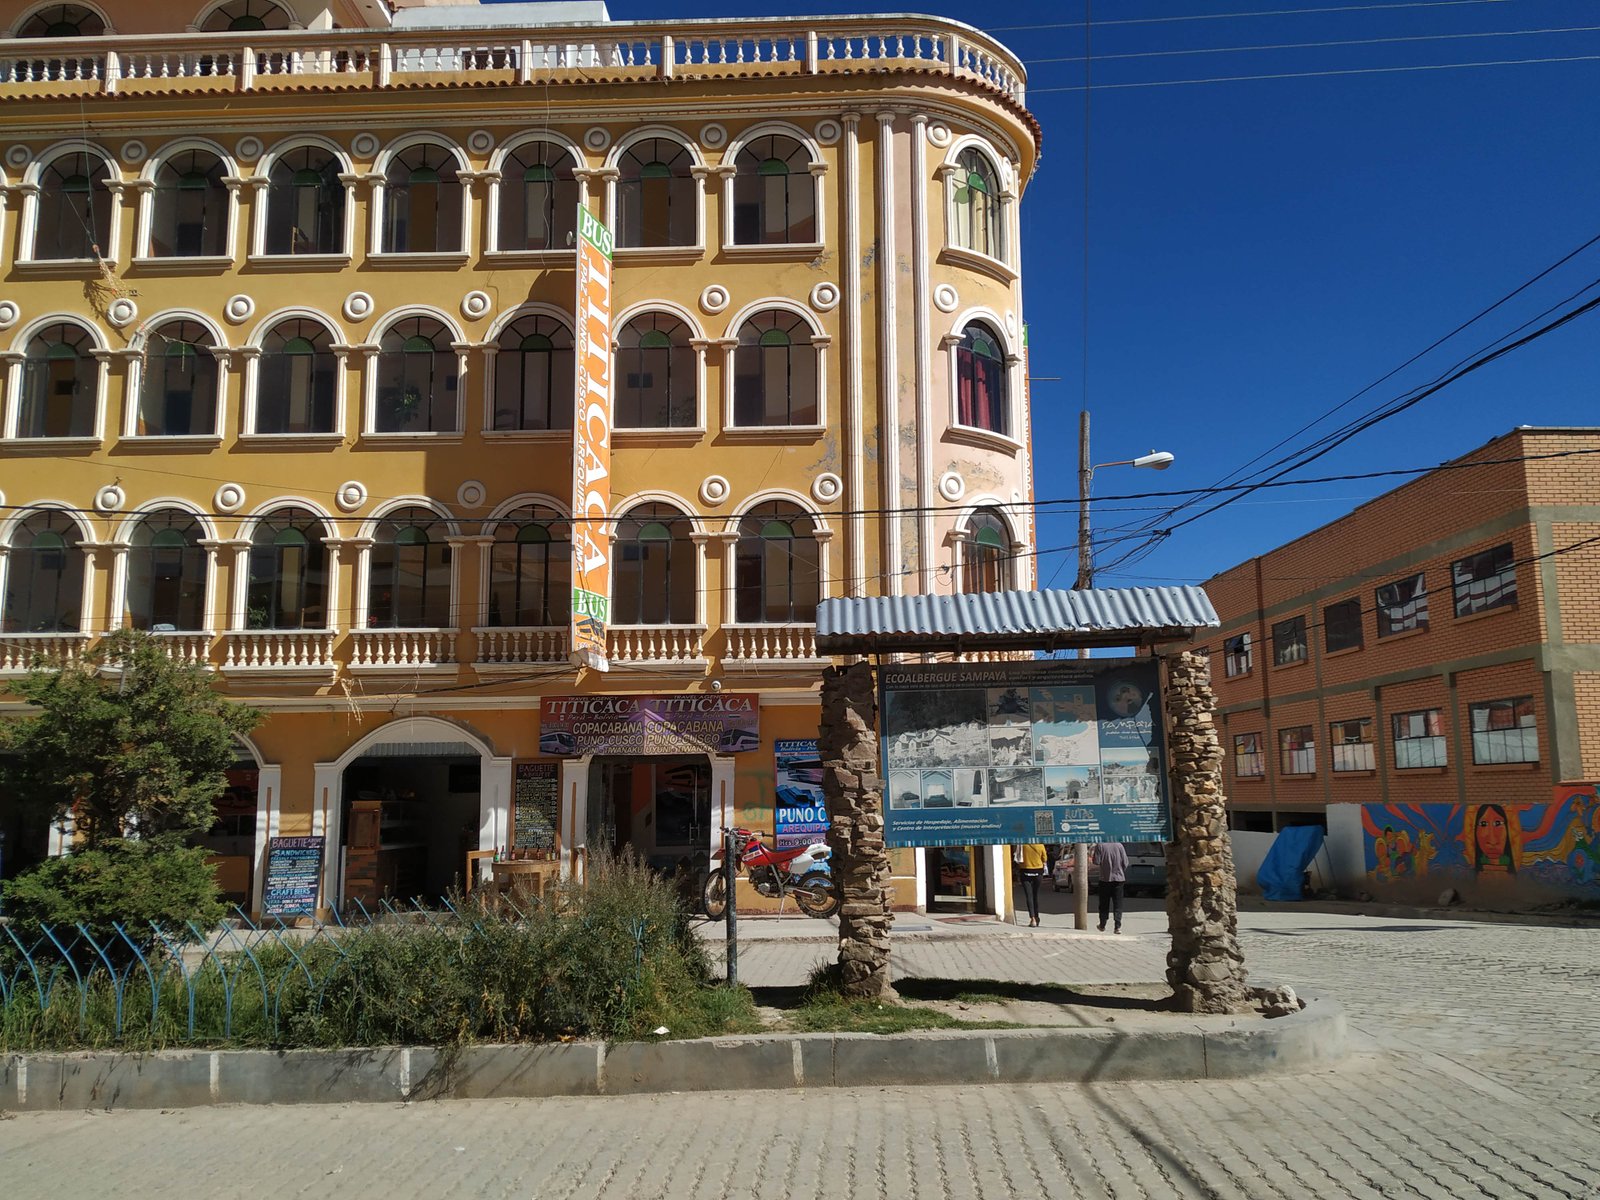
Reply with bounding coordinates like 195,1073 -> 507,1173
702,827 -> 841,919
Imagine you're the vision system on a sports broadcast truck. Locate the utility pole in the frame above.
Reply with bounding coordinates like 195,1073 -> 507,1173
1077,408 -> 1093,592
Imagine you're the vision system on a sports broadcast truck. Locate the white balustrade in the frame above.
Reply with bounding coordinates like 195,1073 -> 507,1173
473,626 -> 568,669
349,628 -> 457,671
222,630 -> 337,674
150,631 -> 215,667
608,625 -> 705,665
0,632 -> 91,674
723,623 -> 822,663
0,17 -> 1023,103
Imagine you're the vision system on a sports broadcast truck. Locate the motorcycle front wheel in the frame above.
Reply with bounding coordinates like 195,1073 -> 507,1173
793,871 -> 841,919
701,870 -> 728,920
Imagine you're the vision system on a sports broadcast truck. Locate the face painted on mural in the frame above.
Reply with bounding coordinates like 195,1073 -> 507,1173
1472,803 -> 1514,875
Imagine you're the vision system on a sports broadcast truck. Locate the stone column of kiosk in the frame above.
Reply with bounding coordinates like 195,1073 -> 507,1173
1162,649 -> 1252,1013
818,660 -> 896,1000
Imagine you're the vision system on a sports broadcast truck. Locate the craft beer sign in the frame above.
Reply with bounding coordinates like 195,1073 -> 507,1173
571,204 -> 614,671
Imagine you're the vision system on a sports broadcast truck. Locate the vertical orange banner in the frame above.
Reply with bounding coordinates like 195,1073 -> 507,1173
571,204 -> 614,671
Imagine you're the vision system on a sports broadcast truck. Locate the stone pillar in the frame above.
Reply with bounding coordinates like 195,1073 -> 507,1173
1163,650 -> 1250,1014
820,659 -> 895,999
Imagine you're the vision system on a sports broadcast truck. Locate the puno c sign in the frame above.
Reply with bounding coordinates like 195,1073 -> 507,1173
571,204 -> 614,671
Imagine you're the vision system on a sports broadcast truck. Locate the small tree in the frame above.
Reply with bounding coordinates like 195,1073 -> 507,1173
0,629 -> 261,849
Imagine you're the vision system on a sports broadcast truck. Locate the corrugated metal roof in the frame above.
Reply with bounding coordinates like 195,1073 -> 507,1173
815,586 -> 1218,653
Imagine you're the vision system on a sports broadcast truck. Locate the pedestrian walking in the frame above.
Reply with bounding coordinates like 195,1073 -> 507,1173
1016,842 -> 1049,927
1092,840 -> 1128,933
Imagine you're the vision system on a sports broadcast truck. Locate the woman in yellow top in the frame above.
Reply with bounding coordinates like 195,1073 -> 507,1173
1017,842 -> 1049,927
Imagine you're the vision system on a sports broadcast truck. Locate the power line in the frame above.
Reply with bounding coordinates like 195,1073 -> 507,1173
991,0 -> 1526,33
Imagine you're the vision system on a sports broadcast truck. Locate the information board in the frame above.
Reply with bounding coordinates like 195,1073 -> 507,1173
880,658 -> 1171,849
261,836 -> 323,917
513,761 -> 560,850
774,739 -> 828,850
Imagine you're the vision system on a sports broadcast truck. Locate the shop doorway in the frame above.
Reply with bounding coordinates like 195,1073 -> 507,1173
587,755 -> 711,874
194,759 -> 259,908
0,767 -> 50,887
340,754 -> 482,906
927,844 -> 990,913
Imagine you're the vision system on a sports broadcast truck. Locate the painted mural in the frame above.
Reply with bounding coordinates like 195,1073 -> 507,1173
1362,787 -> 1600,898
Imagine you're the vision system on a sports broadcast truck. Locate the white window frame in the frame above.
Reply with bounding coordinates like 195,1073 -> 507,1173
109,499 -> 222,636
247,134 -> 357,264
123,309 -> 230,443
9,0 -> 115,37
604,126 -> 707,262
718,121 -> 827,257
940,307 -> 1021,453
0,502 -> 98,636
1,314 -> 110,446
936,135 -> 1017,281
363,305 -> 468,440
719,299 -> 829,437
480,302 -> 575,441
474,491 -> 570,630
719,489 -> 833,627
18,141 -> 123,265
369,133 -> 473,262
355,497 -> 463,632
131,137 -> 240,266
233,498 -> 341,633
611,299 -> 708,441
947,500 -> 1022,596
484,131 -> 586,260
239,307 -> 351,444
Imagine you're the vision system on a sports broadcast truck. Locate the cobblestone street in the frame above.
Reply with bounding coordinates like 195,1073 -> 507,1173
5,907 -> 1599,1198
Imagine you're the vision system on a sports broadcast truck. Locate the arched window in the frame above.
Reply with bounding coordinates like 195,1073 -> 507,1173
492,314 -> 572,431
954,322 -> 1008,436
128,509 -> 208,631
246,508 -> 328,629
376,316 -> 458,433
368,506 -> 452,628
15,4 -> 106,36
17,322 -> 98,438
963,508 -> 1011,594
950,148 -> 1004,261
733,309 -> 818,427
488,505 -> 571,627
34,151 -> 113,260
138,319 -> 218,436
498,141 -> 578,251
264,145 -> 345,256
255,318 -> 337,434
2,510 -> 83,633
149,148 -> 228,257
613,503 -> 694,625
732,135 -> 815,245
734,502 -> 820,623
616,312 -> 695,429
382,142 -> 463,254
199,0 -> 291,31
615,138 -> 695,248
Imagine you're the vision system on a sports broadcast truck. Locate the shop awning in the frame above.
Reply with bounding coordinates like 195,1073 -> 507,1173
814,586 -> 1218,655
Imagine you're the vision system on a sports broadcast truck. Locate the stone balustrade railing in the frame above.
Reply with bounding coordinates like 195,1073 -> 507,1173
608,624 -> 706,666
221,630 -> 338,675
723,623 -> 823,663
0,632 -> 91,674
348,629 -> 458,672
473,626 -> 569,670
0,16 -> 1024,104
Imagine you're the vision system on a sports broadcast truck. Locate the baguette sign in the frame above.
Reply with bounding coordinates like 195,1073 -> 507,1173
571,204 -> 614,671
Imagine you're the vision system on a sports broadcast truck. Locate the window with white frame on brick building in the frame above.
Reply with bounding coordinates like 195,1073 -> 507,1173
1392,708 -> 1447,769
1469,696 -> 1538,764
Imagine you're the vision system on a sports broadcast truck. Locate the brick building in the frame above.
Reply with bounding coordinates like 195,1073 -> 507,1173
1201,426 -> 1600,906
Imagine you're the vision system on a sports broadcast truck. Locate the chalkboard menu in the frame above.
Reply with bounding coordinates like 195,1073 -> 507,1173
513,762 -> 559,850
261,836 -> 324,917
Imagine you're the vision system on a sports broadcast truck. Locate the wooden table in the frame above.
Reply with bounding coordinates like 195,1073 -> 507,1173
463,850 -> 496,894
491,859 -> 561,908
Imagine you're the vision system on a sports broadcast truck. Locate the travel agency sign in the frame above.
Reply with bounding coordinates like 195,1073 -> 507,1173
879,658 -> 1172,848
570,204 -> 614,671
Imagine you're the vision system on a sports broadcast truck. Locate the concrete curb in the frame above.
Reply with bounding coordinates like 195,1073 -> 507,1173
1,996 -> 1345,1112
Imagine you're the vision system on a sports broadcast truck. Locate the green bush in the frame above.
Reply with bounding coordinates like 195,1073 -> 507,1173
1,840 -> 226,953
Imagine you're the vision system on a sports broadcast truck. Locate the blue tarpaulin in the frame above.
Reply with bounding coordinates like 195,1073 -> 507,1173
1257,825 -> 1325,901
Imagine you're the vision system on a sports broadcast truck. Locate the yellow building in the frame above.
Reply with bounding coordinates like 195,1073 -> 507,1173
0,0 -> 1039,915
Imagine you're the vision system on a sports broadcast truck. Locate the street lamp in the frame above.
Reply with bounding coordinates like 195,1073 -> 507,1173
1076,409 -> 1174,591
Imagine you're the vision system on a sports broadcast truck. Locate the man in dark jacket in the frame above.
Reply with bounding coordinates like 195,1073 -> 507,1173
1092,841 -> 1128,933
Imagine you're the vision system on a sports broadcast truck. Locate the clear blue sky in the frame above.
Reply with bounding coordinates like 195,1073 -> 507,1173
554,0 -> 1600,588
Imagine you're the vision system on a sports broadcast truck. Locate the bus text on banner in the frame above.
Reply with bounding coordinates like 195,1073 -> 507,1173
571,204 -> 614,671
879,659 -> 1172,849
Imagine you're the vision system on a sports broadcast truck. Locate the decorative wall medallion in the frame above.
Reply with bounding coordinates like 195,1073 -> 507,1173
4,145 -> 29,170
0,301 -> 18,330
698,284 -> 730,315
94,485 -> 126,513
351,132 -> 379,158
1005,310 -> 1017,337
932,283 -> 959,314
811,473 -> 843,504
335,481 -> 368,513
235,136 -> 263,163
119,140 -> 147,166
467,129 -> 494,155
456,480 -> 486,508
808,282 -> 840,313
699,123 -> 727,150
938,471 -> 966,503
342,291 -> 374,322
926,122 -> 952,148
224,294 -> 255,324
699,475 -> 730,506
213,483 -> 247,514
814,119 -> 842,146
460,290 -> 492,320
583,127 -> 611,152
106,297 -> 138,328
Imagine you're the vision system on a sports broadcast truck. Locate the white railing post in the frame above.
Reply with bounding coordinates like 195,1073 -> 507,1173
103,49 -> 118,92
659,34 -> 673,79
239,44 -> 255,90
805,29 -> 818,73
377,42 -> 391,87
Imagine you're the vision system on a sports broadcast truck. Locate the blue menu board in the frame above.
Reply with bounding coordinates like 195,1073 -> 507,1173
261,836 -> 324,917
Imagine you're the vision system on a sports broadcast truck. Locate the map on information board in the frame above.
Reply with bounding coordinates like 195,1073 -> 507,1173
880,659 -> 1170,848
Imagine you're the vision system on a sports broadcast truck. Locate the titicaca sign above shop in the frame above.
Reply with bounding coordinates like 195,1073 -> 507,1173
879,658 -> 1172,849
570,204 -> 614,672
539,694 -> 761,757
